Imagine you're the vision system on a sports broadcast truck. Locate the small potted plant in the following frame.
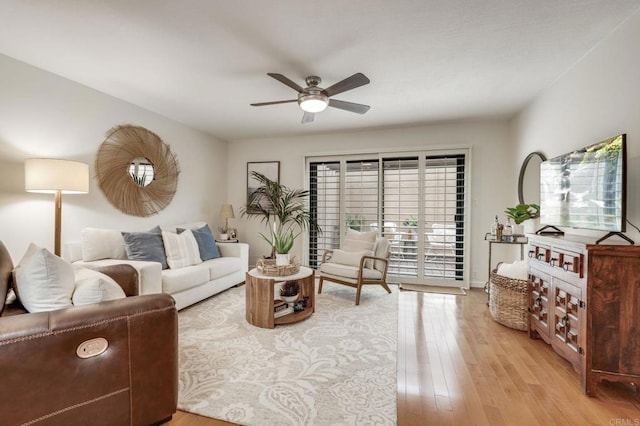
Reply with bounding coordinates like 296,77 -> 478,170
504,203 -> 540,225
504,203 -> 540,234
274,228 -> 294,266
218,225 -> 229,241
402,215 -> 418,240
280,281 -> 300,303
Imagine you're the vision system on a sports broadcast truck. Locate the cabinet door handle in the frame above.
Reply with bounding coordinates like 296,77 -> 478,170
550,257 -> 558,267
563,261 -> 572,272
537,253 -> 544,260
560,313 -> 568,327
528,250 -> 535,258
534,295 -> 542,308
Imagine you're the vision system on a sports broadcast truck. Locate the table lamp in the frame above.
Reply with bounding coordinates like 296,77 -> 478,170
219,204 -> 235,239
25,158 -> 89,256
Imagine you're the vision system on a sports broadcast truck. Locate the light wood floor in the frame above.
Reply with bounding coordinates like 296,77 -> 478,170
168,288 -> 640,425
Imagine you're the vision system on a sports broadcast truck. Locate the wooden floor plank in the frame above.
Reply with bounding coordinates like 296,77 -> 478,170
168,288 -> 640,425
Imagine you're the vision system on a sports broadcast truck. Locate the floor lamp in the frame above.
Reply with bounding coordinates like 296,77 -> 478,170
25,159 -> 89,256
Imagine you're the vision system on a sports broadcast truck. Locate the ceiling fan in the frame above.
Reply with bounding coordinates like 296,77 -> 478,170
251,72 -> 370,123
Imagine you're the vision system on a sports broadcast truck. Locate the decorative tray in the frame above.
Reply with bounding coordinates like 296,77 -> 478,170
256,256 -> 301,276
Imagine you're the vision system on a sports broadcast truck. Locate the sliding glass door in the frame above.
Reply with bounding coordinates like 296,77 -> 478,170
308,150 -> 468,287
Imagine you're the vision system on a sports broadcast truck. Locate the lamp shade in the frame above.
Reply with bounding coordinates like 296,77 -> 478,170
25,159 -> 89,194
219,204 -> 235,219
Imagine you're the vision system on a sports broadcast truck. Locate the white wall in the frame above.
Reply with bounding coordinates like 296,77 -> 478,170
0,54 -> 228,261
229,120 -> 516,287
512,10 -> 640,243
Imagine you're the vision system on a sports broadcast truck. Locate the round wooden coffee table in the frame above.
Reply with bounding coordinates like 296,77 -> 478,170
245,266 -> 315,329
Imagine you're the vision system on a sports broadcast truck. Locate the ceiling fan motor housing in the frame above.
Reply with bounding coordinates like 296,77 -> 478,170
305,76 -> 322,86
298,79 -> 328,112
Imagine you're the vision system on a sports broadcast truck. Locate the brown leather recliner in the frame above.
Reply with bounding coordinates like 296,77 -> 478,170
0,241 -> 178,425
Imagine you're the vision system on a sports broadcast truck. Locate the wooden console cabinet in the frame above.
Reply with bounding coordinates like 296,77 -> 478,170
527,234 -> 640,395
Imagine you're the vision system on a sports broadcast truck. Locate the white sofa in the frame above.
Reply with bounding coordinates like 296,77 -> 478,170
65,222 -> 249,310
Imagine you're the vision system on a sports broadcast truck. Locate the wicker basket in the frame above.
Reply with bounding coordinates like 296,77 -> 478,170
256,256 -> 301,276
489,269 -> 529,331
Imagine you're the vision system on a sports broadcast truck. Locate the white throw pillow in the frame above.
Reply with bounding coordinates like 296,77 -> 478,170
162,229 -> 203,269
72,267 -> 126,306
373,238 -> 390,271
81,228 -> 127,261
343,229 -> 377,268
330,249 -> 370,267
12,243 -> 75,312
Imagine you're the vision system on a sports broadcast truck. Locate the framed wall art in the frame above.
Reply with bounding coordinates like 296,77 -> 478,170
246,161 -> 279,214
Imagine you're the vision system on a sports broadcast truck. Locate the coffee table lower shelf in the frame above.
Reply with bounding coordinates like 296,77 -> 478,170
245,266 -> 315,329
274,308 -> 313,325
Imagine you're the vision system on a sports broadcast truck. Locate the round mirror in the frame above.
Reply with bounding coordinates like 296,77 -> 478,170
518,151 -> 547,206
128,157 -> 155,187
96,125 -> 179,217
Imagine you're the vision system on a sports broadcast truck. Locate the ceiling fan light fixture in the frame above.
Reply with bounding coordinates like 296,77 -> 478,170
298,93 -> 328,113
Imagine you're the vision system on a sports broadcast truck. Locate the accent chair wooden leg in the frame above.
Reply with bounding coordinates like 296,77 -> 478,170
381,282 -> 392,294
355,283 -> 362,305
318,276 -> 324,294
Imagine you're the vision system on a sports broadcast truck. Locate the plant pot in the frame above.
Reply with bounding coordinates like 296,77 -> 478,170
275,253 -> 290,266
523,217 -> 540,234
220,233 -> 228,240
281,294 -> 298,303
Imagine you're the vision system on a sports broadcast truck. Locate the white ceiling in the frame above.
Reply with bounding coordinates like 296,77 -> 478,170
1,1 -> 639,141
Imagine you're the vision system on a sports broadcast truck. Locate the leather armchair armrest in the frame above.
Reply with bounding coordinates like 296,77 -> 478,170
93,264 -> 139,296
0,294 -> 178,426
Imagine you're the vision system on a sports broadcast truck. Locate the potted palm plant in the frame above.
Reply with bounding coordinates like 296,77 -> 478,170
243,171 -> 320,265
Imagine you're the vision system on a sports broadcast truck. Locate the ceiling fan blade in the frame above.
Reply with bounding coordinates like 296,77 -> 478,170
267,73 -> 304,92
328,99 -> 370,114
322,73 -> 370,97
302,111 -> 315,124
250,99 -> 297,107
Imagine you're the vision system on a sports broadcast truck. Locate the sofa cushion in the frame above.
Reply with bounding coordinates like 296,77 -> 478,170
122,231 -> 168,270
162,264 -> 210,294
12,243 -> 75,312
320,262 -> 383,280
203,257 -> 242,280
178,224 -> 220,261
343,229 -> 377,267
162,230 -> 203,269
329,249 -> 369,267
72,267 -> 126,306
81,228 -> 127,261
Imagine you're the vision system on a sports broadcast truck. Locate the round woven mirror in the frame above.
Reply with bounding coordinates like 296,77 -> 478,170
96,125 -> 180,217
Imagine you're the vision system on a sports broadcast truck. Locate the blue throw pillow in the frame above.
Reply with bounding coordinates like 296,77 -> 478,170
122,231 -> 169,269
178,224 -> 220,261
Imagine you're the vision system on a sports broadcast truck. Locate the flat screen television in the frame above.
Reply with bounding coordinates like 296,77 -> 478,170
539,134 -> 626,233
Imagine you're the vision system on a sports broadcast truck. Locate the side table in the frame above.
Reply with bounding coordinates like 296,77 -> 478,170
484,233 -> 528,301
245,266 -> 315,329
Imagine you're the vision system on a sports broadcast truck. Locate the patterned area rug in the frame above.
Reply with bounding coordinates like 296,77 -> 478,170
177,283 -> 398,425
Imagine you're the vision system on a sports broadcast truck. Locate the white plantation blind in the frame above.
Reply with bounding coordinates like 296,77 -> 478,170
309,162 -> 340,268
423,155 -> 465,281
382,157 -> 420,278
345,160 -> 379,235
